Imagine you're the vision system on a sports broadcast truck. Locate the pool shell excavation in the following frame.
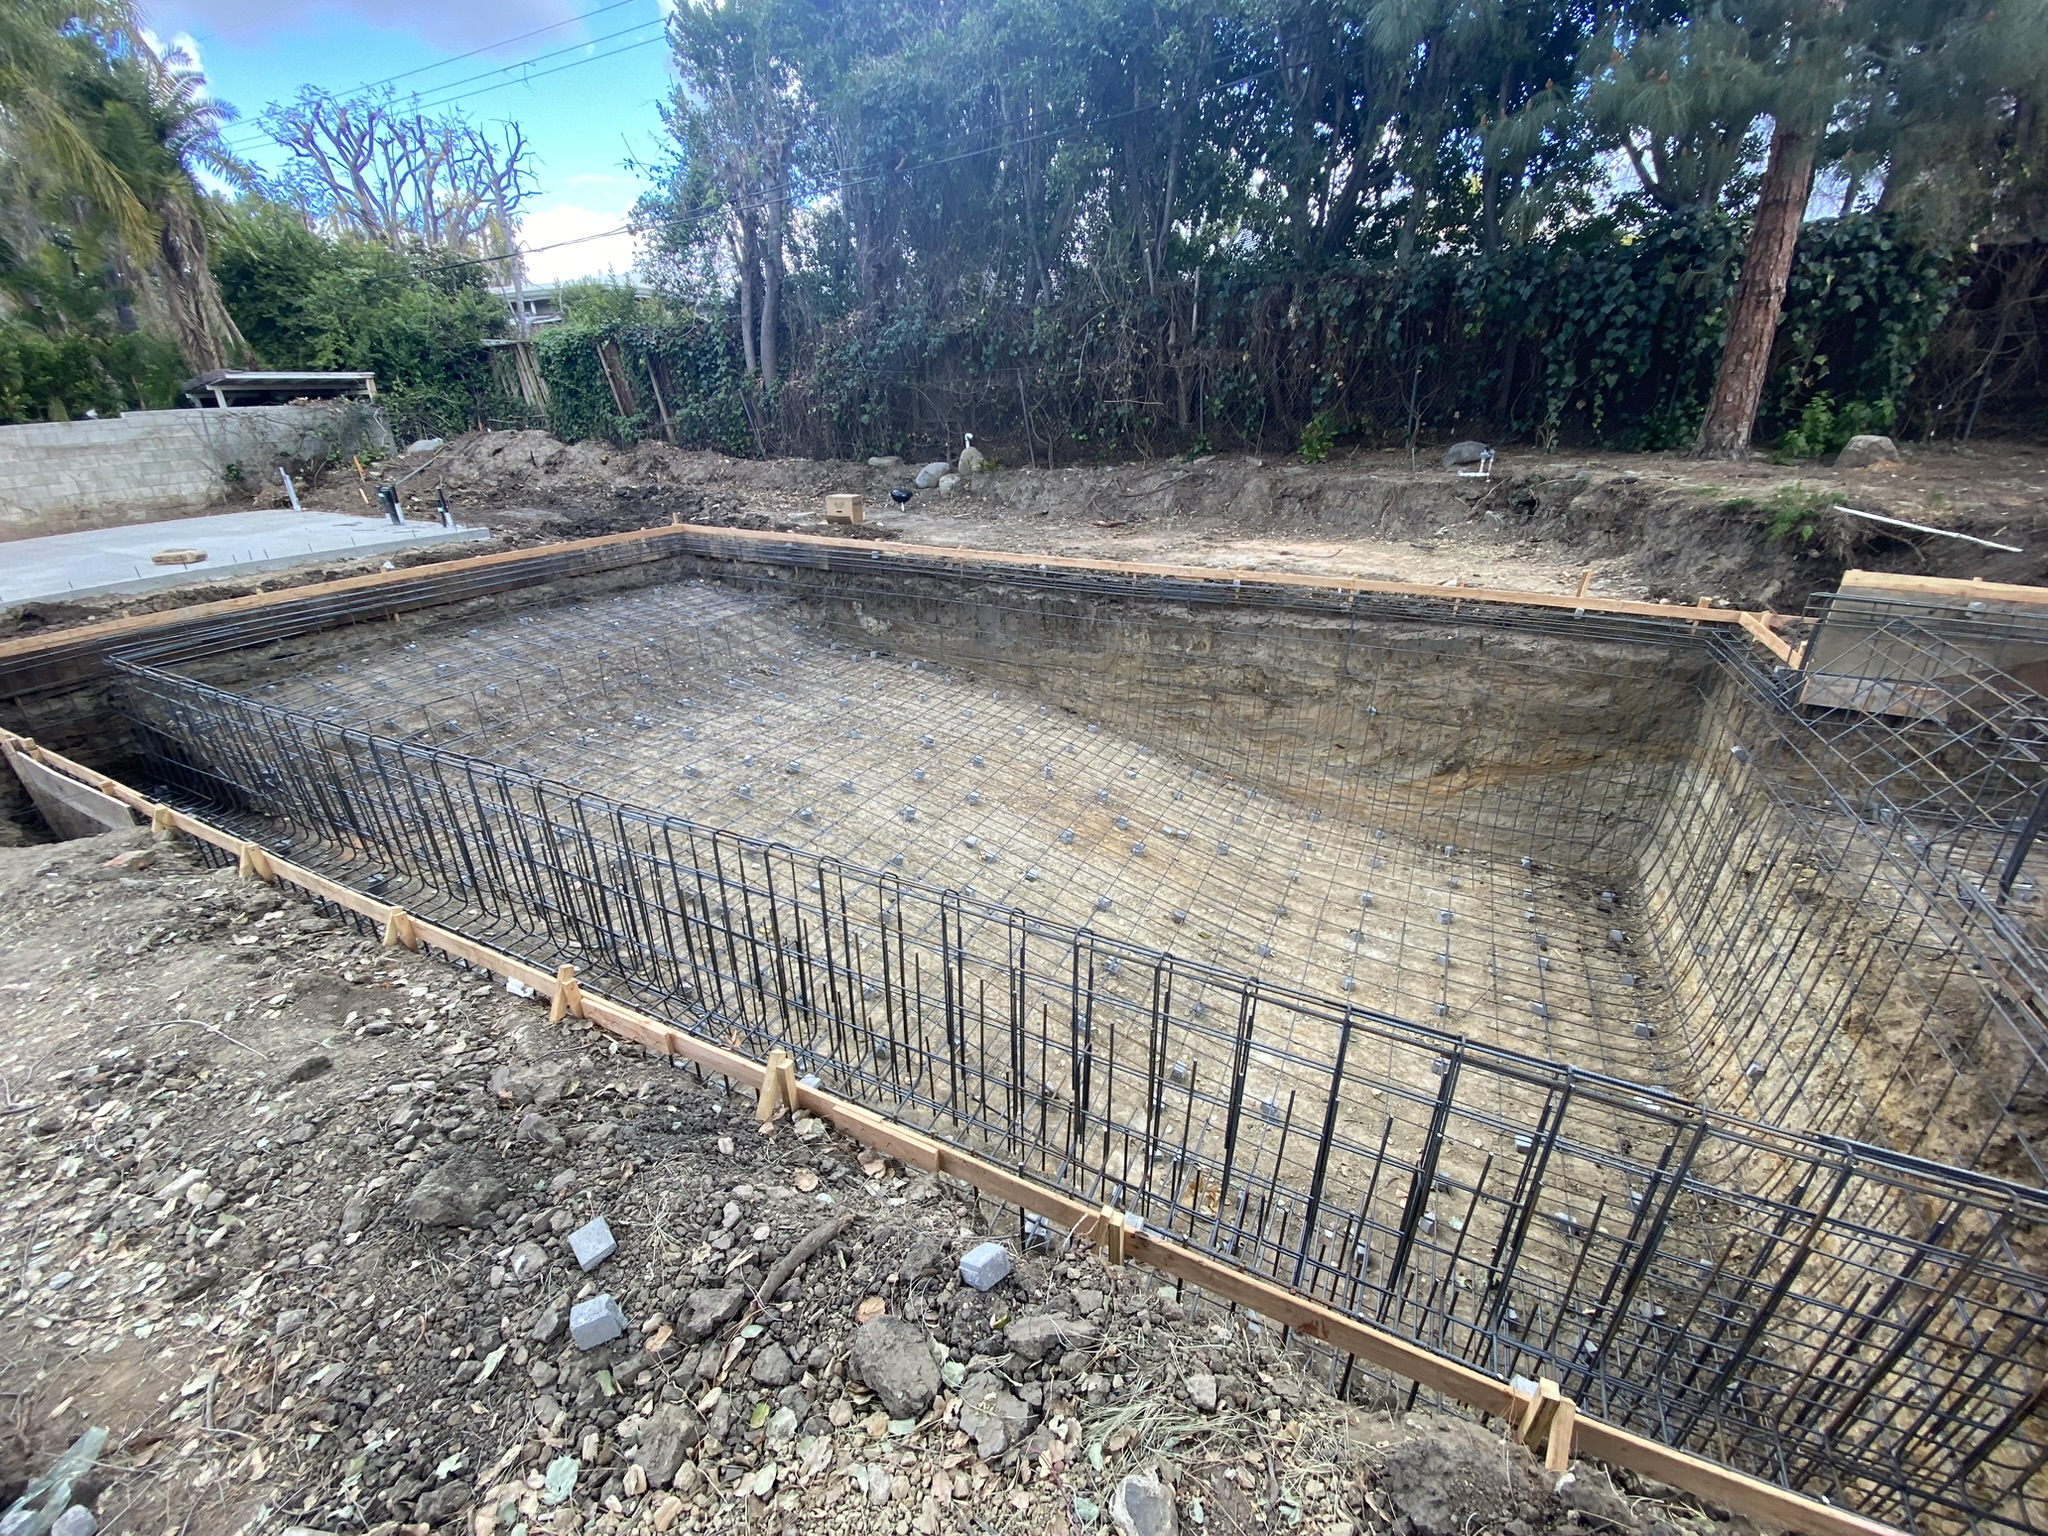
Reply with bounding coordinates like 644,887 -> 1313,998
10,528 -> 2044,1536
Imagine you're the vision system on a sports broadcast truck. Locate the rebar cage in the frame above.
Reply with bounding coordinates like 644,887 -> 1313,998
103,542 -> 2048,1535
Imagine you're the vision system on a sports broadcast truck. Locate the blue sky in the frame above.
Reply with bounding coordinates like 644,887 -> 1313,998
143,0 -> 676,281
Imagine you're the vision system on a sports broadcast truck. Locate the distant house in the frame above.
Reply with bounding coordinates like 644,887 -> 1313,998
486,281 -> 655,332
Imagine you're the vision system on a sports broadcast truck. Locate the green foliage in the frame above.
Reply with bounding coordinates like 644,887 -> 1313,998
1773,393 -> 1894,460
0,318 -> 184,423
1751,485 -> 1839,544
1297,411 -> 1336,463
211,201 -> 520,440
535,305 -> 752,454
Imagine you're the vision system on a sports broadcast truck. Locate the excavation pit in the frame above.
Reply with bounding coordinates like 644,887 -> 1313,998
88,535 -> 2048,1536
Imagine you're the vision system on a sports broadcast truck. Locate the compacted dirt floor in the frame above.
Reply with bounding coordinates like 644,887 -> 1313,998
8,428 -> 2048,644
0,828 -> 1771,1536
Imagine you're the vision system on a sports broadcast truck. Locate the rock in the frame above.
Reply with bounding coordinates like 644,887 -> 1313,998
509,1240 -> 549,1281
913,461 -> 950,489
275,1308 -> 308,1338
637,1402 -> 706,1486
937,473 -> 963,496
568,1293 -> 626,1351
1377,1418 -> 1519,1536
958,1241 -> 1011,1290
531,1306 -> 563,1343
50,1509 -> 95,1536
850,1318 -> 939,1418
866,456 -> 904,469
1004,1313 -> 1098,1362
1186,1373 -> 1218,1412
414,1482 -> 468,1523
567,1215 -> 616,1272
400,1161 -> 507,1227
957,441 -> 987,475
651,1493 -> 685,1533
678,1285 -> 747,1342
751,1342 -> 796,1387
282,1052 -> 331,1085
957,1371 -> 1031,1458
1111,1469 -> 1177,1536
1836,433 -> 1899,469
1442,440 -> 1491,468
1557,1468 -> 1638,1529
338,1199 -> 368,1236
101,848 -> 154,873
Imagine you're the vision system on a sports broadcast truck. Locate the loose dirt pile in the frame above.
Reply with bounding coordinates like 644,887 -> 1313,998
0,829 -> 1765,1536
10,428 -> 2046,644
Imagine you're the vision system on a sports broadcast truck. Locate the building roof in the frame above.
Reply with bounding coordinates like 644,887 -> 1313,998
181,370 -> 378,406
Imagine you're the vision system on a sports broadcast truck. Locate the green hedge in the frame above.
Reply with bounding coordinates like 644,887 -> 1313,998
536,311 -> 753,453
0,321 -> 186,425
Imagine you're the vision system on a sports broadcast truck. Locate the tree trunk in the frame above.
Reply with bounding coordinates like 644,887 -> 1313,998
735,223 -> 759,377
1694,124 -> 1817,457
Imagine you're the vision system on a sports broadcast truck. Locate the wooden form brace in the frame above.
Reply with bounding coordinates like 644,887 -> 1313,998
0,727 -> 1913,1536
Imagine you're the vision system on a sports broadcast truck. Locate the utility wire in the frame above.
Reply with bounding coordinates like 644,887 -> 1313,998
218,14 -> 669,149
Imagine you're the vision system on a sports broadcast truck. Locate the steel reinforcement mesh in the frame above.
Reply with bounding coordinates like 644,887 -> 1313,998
106,553 -> 2048,1536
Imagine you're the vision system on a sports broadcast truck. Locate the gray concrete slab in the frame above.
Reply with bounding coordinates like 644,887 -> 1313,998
0,508 -> 489,607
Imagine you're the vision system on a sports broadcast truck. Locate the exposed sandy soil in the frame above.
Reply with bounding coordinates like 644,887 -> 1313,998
0,828 -> 1769,1536
6,427 -> 2046,642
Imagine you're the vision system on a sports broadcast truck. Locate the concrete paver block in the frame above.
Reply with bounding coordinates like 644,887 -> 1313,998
569,1293 -> 626,1351
567,1215 -> 616,1272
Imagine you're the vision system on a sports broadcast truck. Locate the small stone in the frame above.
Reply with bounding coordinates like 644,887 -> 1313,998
531,1307 -> 563,1344
1004,1313 -> 1098,1362
51,1507 -> 96,1536
101,848 -> 155,873
274,1308 -> 308,1339
678,1285 -> 746,1342
637,1402 -> 706,1486
957,1372 -> 1031,1458
400,1160 -> 508,1228
1441,439 -> 1491,469
282,1052 -> 331,1084
1835,433 -> 1900,469
1110,1468 -> 1178,1536
849,1317 -> 939,1419
568,1293 -> 626,1351
622,1463 -> 648,1498
651,1494 -> 685,1533
1186,1373 -> 1218,1413
567,1215 -> 617,1272
751,1342 -> 796,1387
957,1241 -> 1011,1291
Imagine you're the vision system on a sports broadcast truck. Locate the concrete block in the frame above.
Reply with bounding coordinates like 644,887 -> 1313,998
958,1241 -> 1011,1291
567,1215 -> 616,1272
569,1293 -> 626,1350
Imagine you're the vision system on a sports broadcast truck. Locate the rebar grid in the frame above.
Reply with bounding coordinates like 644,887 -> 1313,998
104,553 -> 2048,1536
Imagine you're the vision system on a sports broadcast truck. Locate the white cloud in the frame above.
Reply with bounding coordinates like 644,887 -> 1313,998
517,202 -> 642,283
141,27 -> 208,84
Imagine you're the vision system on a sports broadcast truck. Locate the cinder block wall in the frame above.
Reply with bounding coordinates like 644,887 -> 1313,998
0,402 -> 395,539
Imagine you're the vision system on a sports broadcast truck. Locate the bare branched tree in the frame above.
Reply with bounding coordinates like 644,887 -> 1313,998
260,87 -> 536,261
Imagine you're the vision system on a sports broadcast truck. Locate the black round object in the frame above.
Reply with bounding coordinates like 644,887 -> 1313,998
890,486 -> 913,505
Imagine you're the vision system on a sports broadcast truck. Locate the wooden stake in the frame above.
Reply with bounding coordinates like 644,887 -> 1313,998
549,962 -> 584,1023
237,841 -> 275,882
756,1046 -> 797,1121
382,907 -> 420,950
1546,1396 -> 1578,1473
149,804 -> 176,836
1100,1205 -> 1127,1266
1576,569 -> 1593,598
1520,1378 -> 1563,1448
